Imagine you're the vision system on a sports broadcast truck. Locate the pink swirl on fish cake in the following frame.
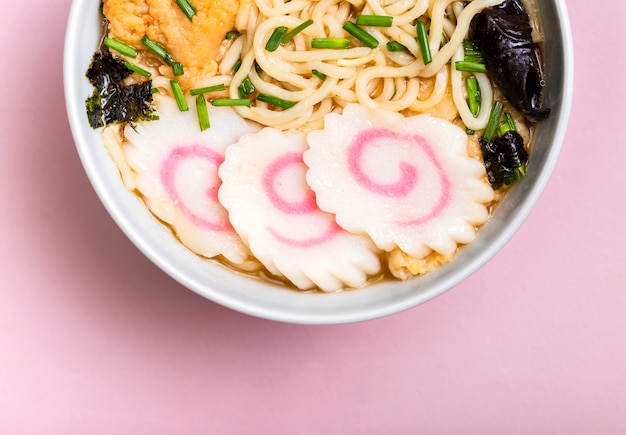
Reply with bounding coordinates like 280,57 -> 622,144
160,144 -> 232,232
347,128 -> 452,226
262,151 -> 340,247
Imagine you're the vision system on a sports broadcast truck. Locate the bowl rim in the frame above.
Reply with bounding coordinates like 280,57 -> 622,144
63,0 -> 574,324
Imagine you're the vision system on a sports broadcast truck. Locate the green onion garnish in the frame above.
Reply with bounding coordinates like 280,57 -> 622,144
141,35 -> 175,66
104,38 -> 137,58
416,20 -> 432,64
196,95 -> 210,131
281,19 -> 314,44
483,101 -> 504,142
233,59 -> 242,72
123,61 -> 152,78
355,15 -> 393,27
343,22 -> 378,49
386,41 -> 408,52
174,0 -> 197,20
463,39 -> 475,50
466,127 -> 475,135
256,93 -> 296,109
311,38 -> 350,49
463,50 -> 484,63
190,84 -> 227,96
172,61 -> 185,77
505,112 -> 516,132
266,26 -> 288,52
497,113 -> 517,137
455,61 -> 487,73
311,69 -> 327,81
440,32 -> 448,49
466,75 -> 480,117
225,29 -> 241,40
211,98 -> 253,106
238,76 -> 255,97
170,80 -> 188,112
152,87 -> 159,94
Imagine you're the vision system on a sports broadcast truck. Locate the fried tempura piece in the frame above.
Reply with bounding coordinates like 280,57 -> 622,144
388,249 -> 455,280
103,0 -> 239,88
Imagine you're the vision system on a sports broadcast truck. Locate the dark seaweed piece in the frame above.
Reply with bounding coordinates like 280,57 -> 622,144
479,130 -> 529,189
469,0 -> 550,122
85,49 -> 157,129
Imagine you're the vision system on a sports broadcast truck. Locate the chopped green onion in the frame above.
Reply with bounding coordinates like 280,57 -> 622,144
281,19 -> 314,44
513,165 -> 527,181
483,101 -> 504,142
497,121 -> 510,137
497,113 -> 517,137
225,29 -> 241,40
505,112 -> 517,132
416,20 -> 432,64
190,84 -> 227,96
440,32 -> 448,49
343,22 -> 379,49
170,80 -> 188,112
466,127 -> 475,135
256,93 -> 296,109
211,98 -> 253,106
233,59 -> 242,72
174,0 -> 197,20
104,38 -> 137,58
151,87 -> 159,94
386,41 -> 408,52
238,76 -> 255,97
455,61 -> 487,73
172,61 -> 185,77
266,26 -> 288,52
311,38 -> 350,49
141,35 -> 175,66
463,50 -> 484,63
123,61 -> 152,78
311,69 -> 327,81
466,75 -> 480,117
196,95 -> 210,131
463,39 -> 475,50
355,15 -> 393,27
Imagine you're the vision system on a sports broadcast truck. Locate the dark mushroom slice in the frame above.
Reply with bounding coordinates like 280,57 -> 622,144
469,0 -> 550,122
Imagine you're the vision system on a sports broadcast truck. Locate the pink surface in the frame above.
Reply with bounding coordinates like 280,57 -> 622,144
1,0 -> 625,432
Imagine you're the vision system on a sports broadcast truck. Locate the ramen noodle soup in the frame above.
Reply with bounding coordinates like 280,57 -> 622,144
86,0 -> 549,292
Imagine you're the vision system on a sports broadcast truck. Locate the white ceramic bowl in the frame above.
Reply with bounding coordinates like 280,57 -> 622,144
64,0 -> 573,324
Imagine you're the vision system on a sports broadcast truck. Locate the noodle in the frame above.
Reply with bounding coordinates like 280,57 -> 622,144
98,0 -> 550,287
222,0 -> 506,131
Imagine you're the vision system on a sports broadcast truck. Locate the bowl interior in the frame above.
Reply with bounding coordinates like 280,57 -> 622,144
64,0 -> 573,324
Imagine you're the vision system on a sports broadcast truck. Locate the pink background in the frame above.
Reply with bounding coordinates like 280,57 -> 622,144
1,0 -> 624,432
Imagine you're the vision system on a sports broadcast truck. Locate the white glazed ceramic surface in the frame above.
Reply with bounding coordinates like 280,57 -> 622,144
64,0 -> 573,324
